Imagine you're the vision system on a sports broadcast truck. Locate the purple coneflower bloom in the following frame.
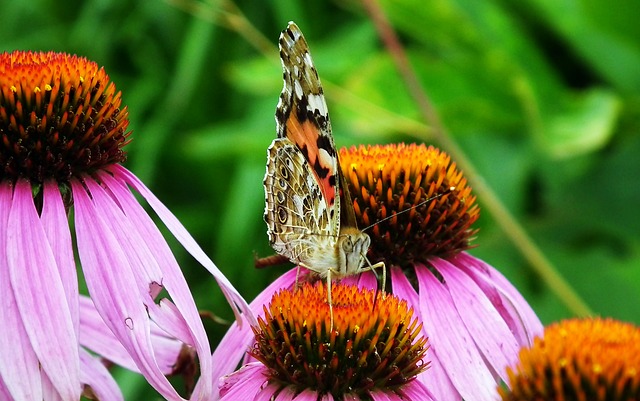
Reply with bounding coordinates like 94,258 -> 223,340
0,51 -> 251,400
218,282 -> 435,400
214,143 -> 542,401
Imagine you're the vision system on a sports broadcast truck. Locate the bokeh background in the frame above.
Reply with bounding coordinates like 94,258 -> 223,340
3,0 -> 639,398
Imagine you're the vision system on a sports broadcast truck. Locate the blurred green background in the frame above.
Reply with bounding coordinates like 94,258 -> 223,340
3,0 -> 639,398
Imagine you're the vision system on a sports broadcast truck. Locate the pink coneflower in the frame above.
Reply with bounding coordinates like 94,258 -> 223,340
339,143 -> 543,401
499,317 -> 640,401
219,282 -> 435,400
0,51 -> 251,400
213,143 -> 542,400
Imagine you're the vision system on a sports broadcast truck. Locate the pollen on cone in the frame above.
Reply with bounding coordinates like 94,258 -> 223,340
339,143 -> 479,267
250,282 -> 429,398
0,51 -> 130,183
500,317 -> 640,401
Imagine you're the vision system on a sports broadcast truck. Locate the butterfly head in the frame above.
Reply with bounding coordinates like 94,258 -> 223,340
336,226 -> 371,277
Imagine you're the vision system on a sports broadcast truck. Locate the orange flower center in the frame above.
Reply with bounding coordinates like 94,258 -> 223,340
0,51 -> 130,184
251,282 -> 429,398
339,143 -> 479,267
500,317 -> 640,401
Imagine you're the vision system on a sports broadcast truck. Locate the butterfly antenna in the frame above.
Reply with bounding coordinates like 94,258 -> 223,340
361,186 -> 456,232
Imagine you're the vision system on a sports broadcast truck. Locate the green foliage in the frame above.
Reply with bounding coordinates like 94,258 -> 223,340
4,0 -> 640,398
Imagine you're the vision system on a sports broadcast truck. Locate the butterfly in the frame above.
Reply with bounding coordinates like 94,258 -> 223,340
263,22 -> 385,330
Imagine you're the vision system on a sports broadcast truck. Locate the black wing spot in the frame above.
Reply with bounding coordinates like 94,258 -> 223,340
277,206 -> 288,224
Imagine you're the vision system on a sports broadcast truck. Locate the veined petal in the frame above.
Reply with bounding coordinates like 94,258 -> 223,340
79,349 -> 124,401
110,165 -> 255,326
435,258 -> 520,382
416,265 -> 496,401
390,268 -> 460,400
41,181 -> 79,336
0,184 -> 42,401
82,178 -> 195,344
219,363 -> 267,400
79,296 -> 182,374
397,381 -> 436,401
211,268 -> 298,396
7,180 -> 80,400
71,179 -> 184,400
455,252 -> 543,344
0,269 -> 42,400
272,385 -> 297,401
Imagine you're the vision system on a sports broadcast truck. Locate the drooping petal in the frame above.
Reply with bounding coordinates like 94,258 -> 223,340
390,267 -> 459,400
0,184 -> 43,401
79,349 -> 124,401
41,181 -> 79,337
111,165 -> 255,326
71,179 -> 184,400
455,252 -> 543,344
211,268 -> 298,395
82,177 -> 198,344
416,265 -> 497,401
434,258 -> 520,383
96,170 -> 213,397
7,180 -> 80,400
78,296 -> 182,374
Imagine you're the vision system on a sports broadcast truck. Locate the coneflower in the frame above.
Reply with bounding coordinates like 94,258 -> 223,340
0,51 -> 251,401
219,282 -> 435,400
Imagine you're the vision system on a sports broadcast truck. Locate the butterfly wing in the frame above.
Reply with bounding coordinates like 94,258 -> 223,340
264,138 -> 334,269
275,22 -> 341,236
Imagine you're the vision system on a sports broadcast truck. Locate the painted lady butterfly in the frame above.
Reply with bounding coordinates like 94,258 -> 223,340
263,22 -> 385,328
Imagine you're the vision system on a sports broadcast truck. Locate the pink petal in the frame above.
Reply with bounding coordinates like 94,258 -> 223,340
299,388 -> 333,401
7,180 -> 80,400
219,363 -> 268,400
72,179 -> 184,400
369,390 -> 393,401
80,349 -> 124,401
83,177 -> 199,349
79,296 -> 182,374
211,268 -> 298,396
273,385 -> 298,401
397,380 -> 436,401
390,268 -> 459,400
111,165 -> 254,326
455,253 -> 543,344
416,266 -> 497,401
41,181 -> 79,336
0,184 -> 42,401
435,258 -> 520,383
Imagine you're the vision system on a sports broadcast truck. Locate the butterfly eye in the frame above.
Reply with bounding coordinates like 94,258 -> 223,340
342,237 -> 353,251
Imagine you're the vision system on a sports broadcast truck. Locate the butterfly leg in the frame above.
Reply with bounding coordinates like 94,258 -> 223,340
326,268 -> 334,333
361,257 -> 387,295
294,264 -> 302,290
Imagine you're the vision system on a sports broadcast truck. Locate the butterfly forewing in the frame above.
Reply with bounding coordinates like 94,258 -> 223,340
275,23 -> 341,235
